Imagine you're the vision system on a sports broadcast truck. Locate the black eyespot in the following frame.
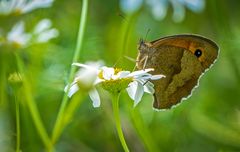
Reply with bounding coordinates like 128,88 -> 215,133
194,49 -> 202,58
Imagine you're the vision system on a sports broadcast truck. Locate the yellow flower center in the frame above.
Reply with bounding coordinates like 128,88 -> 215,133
101,77 -> 133,94
98,70 -> 104,79
13,9 -> 23,16
114,68 -> 122,75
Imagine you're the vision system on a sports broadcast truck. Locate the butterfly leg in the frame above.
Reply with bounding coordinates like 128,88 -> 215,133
142,55 -> 149,70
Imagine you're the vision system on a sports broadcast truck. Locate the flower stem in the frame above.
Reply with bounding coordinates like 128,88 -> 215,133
131,108 -> 159,152
15,54 -> 52,151
60,93 -> 85,135
51,0 -> 88,144
111,93 -> 129,152
120,15 -> 132,56
14,92 -> 21,152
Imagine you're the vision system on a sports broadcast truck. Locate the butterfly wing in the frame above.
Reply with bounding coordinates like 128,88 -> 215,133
137,34 -> 219,109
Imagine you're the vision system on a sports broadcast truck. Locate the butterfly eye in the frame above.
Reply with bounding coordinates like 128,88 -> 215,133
194,49 -> 202,58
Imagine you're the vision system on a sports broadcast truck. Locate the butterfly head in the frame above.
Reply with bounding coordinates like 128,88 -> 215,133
138,38 -> 152,54
137,38 -> 153,69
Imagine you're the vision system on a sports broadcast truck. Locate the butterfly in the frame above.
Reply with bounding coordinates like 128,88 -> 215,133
136,34 -> 219,109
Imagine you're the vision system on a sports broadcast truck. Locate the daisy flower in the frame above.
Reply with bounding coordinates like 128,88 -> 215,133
0,0 -> 54,15
119,0 -> 205,22
65,61 -> 165,108
32,18 -> 59,43
6,21 -> 31,47
5,19 -> 58,48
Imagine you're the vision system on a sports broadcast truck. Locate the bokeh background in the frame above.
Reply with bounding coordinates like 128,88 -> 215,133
1,0 -> 240,151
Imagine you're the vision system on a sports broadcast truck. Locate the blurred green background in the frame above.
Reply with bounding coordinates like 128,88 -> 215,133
1,0 -> 240,151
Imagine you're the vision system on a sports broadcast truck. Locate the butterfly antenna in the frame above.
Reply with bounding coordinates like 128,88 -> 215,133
113,56 -> 123,68
144,28 -> 151,41
139,37 -> 142,42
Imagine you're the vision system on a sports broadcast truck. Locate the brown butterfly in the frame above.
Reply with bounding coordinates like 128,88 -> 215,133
136,34 -> 219,109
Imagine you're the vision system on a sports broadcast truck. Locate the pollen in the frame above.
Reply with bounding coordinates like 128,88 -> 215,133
114,68 -> 122,75
98,70 -> 104,79
101,77 -> 133,94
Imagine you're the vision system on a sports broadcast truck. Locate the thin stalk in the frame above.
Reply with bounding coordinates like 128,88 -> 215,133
59,93 -> 85,136
51,0 -> 88,144
131,108 -> 159,152
0,53 -> 6,105
14,92 -> 20,152
120,15 -> 132,56
15,54 -> 52,151
111,93 -> 129,152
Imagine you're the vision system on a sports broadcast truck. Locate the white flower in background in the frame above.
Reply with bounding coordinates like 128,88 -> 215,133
120,0 -> 205,22
66,61 -> 165,108
4,18 -> 58,48
7,21 -> 31,47
169,0 -> 205,22
146,0 -> 169,21
0,0 -> 54,15
32,18 -> 59,43
120,0 -> 143,14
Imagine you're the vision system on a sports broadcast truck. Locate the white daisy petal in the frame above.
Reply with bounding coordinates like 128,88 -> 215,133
74,69 -> 97,88
7,21 -> 24,40
120,0 -> 143,14
127,81 -> 144,107
35,28 -> 59,43
171,0 -> 185,23
150,74 -> 165,80
127,82 -> 136,100
89,88 -> 101,108
128,71 -> 144,77
183,0 -> 205,13
34,19 -> 52,34
137,73 -> 153,79
15,0 -> 26,9
65,83 -> 79,97
102,67 -> 114,80
0,0 -> 54,15
93,77 -> 104,85
150,0 -> 168,21
72,63 -> 91,68
72,61 -> 103,71
7,21 -> 31,46
128,68 -> 154,77
21,0 -> 54,13
72,62 -> 105,88
143,81 -> 155,94
115,71 -> 131,79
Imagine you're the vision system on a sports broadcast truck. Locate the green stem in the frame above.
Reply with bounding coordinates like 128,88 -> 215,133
0,53 -> 6,105
59,93 -> 85,136
14,92 -> 20,152
51,0 -> 88,144
111,93 -> 129,152
15,54 -> 52,151
131,108 -> 159,152
120,15 -> 132,56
